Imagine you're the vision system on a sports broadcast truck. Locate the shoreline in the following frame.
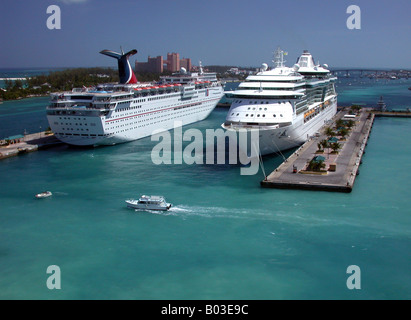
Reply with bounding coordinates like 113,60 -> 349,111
0,94 -> 49,102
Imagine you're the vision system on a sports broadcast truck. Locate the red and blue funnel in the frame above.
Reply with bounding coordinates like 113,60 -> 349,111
100,48 -> 138,84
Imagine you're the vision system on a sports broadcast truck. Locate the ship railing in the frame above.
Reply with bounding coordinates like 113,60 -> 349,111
223,121 -> 282,129
47,103 -> 112,111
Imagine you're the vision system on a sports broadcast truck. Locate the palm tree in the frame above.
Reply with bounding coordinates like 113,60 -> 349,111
338,127 -> 349,140
335,119 -> 345,128
320,139 -> 329,151
345,120 -> 355,129
330,142 -> 342,153
325,126 -> 335,137
307,158 -> 326,171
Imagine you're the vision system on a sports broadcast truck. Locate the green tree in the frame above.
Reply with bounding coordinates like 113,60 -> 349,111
338,127 -> 349,139
335,118 -> 345,128
325,126 -> 335,137
330,142 -> 341,153
320,139 -> 329,151
307,159 -> 326,171
345,120 -> 355,129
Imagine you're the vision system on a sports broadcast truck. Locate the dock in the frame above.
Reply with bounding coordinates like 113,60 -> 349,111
0,132 -> 62,160
372,110 -> 411,118
261,109 -> 375,192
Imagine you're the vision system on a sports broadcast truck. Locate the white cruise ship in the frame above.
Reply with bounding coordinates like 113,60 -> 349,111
222,48 -> 337,156
46,48 -> 224,146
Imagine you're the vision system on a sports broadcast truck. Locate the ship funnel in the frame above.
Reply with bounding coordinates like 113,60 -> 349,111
100,49 -> 138,84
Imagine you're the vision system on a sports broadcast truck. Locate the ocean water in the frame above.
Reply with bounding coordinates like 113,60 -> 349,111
0,73 -> 410,300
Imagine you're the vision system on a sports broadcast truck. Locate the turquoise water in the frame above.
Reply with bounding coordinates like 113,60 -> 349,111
0,97 -> 49,138
0,75 -> 410,299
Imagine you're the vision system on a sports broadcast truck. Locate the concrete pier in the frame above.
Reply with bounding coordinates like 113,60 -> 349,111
261,110 -> 375,192
0,132 -> 62,160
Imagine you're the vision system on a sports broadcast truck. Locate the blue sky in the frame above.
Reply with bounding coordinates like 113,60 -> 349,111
1,0 -> 410,69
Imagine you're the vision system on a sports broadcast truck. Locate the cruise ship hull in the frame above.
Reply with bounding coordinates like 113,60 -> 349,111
257,98 -> 337,155
47,88 -> 223,147
225,97 -> 337,157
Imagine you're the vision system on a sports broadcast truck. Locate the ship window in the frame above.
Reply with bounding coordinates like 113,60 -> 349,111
246,114 -> 249,117
257,114 -> 260,117
273,114 -> 276,117
236,113 -> 239,116
262,114 -> 266,117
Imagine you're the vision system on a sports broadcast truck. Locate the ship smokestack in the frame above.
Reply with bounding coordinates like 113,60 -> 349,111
100,49 -> 138,84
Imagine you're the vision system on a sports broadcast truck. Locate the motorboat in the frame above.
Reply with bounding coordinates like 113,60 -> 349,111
35,191 -> 52,199
125,195 -> 171,211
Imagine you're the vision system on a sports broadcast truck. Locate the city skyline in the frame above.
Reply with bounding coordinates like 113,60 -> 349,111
136,52 -> 192,73
1,0 -> 410,69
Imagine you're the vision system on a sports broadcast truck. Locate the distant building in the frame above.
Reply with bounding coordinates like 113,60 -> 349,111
180,58 -> 192,72
135,55 -> 164,73
166,52 -> 180,72
135,52 -> 191,73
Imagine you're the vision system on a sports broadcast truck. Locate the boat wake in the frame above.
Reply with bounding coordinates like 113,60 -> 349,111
167,205 -> 259,220
53,191 -> 69,196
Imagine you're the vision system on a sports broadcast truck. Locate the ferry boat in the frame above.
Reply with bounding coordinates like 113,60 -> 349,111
126,195 -> 171,211
46,48 -> 224,146
222,48 -> 337,156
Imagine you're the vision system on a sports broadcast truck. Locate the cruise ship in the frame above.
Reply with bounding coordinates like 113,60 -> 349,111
222,48 -> 337,156
46,48 -> 224,146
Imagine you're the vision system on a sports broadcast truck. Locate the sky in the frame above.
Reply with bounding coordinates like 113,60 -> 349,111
0,0 -> 410,69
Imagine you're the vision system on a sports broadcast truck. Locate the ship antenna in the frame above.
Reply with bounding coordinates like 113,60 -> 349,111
199,61 -> 203,74
120,46 -> 124,55
273,47 -> 286,68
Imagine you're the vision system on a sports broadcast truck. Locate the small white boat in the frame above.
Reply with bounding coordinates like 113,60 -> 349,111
35,191 -> 52,199
125,195 -> 171,211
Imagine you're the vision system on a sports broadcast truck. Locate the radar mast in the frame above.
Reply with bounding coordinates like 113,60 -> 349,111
273,47 -> 286,68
